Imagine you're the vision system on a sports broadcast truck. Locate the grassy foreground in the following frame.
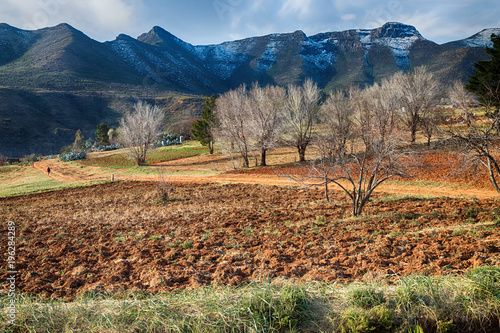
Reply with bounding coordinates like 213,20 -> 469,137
2,266 -> 500,333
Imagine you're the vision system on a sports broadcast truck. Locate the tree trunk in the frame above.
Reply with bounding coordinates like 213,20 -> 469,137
410,123 -> 417,143
136,157 -> 146,166
297,145 -> 307,162
324,181 -> 329,202
260,149 -> 267,167
209,141 -> 214,154
242,155 -> 249,168
487,158 -> 500,193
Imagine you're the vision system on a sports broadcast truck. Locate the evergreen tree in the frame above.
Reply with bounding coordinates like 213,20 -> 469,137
466,34 -> 500,115
192,94 -> 216,154
95,123 -> 110,146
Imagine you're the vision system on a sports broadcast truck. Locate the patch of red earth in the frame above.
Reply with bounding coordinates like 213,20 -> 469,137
1,182 -> 499,300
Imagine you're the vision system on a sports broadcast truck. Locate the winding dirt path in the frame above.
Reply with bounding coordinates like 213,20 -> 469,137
31,156 -> 500,200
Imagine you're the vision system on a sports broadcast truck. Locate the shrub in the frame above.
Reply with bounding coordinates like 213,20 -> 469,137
155,169 -> 172,202
100,144 -> 120,151
22,153 -> 38,164
59,150 -> 87,162
369,305 -> 394,331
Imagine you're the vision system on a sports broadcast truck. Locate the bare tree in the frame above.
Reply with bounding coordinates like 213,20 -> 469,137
119,101 -> 165,166
284,79 -> 320,162
367,79 -> 399,142
421,115 -> 437,147
304,91 -> 353,201
214,85 -> 252,168
448,80 -> 478,126
446,112 -> 500,193
320,91 -> 353,158
333,133 -> 413,216
393,66 -> 439,143
246,84 -> 286,166
295,83 -> 415,216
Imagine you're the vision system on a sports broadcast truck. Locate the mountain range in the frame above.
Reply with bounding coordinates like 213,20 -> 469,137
0,22 -> 499,158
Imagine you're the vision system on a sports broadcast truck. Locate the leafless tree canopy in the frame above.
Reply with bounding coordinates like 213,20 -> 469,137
284,79 -> 320,162
214,85 -> 252,168
448,80 -> 478,125
214,83 -> 290,167
445,110 -> 500,193
299,78 -> 415,215
392,66 -> 439,143
119,101 -> 165,166
247,84 -> 287,166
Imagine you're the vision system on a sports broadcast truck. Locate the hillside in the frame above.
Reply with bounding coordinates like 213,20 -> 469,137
0,22 -> 498,157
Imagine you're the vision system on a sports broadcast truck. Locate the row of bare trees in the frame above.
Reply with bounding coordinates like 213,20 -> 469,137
212,67 -> 445,215
214,68 -> 444,168
215,80 -> 319,167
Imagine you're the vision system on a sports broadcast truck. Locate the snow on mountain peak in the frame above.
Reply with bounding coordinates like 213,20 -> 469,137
356,23 -> 424,70
463,28 -> 500,48
300,36 -> 338,71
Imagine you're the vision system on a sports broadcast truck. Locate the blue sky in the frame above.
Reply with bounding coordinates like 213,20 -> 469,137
0,0 -> 499,45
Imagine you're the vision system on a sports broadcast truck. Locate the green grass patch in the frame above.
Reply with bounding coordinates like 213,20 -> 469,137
79,153 -> 134,169
0,165 -> 21,179
375,193 -> 442,202
0,167 -> 110,198
80,142 -> 210,169
2,267 -> 500,332
385,179 -> 466,189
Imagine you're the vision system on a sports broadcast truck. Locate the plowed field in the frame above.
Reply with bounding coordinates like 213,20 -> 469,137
1,181 -> 500,300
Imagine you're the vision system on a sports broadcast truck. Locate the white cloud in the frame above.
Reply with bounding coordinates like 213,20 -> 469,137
279,0 -> 313,19
0,0 -> 499,45
0,0 -> 144,41
76,0 -> 135,30
341,13 -> 356,22
249,0 -> 266,14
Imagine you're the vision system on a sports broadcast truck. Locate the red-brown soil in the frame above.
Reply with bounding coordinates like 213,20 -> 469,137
1,181 -> 499,300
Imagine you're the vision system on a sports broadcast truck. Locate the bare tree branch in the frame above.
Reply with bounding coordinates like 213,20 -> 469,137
393,66 -> 439,143
246,84 -> 286,166
214,85 -> 252,168
284,79 -> 320,162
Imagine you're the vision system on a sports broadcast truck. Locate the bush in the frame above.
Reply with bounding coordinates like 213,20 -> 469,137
155,169 -> 172,202
59,150 -> 87,162
100,144 -> 120,151
22,153 -> 38,164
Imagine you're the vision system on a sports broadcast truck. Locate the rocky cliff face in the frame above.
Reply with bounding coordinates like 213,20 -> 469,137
130,22 -> 490,90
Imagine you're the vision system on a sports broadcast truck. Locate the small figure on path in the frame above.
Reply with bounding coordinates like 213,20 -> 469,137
47,166 -> 51,176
